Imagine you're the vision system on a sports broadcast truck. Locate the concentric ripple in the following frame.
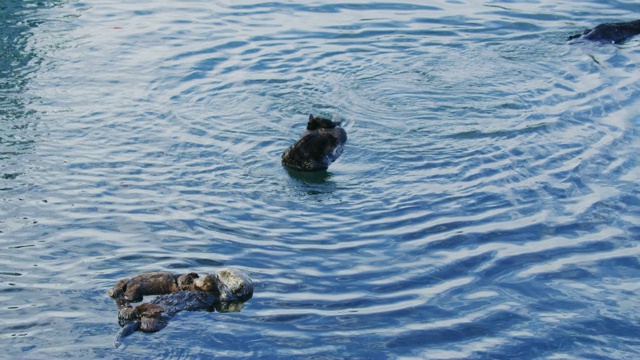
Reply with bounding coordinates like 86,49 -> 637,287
1,0 -> 639,359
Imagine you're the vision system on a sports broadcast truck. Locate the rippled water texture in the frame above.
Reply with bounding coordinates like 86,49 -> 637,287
2,0 -> 640,358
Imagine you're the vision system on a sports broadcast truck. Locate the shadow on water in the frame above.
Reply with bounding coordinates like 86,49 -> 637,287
284,166 -> 334,184
284,166 -> 340,197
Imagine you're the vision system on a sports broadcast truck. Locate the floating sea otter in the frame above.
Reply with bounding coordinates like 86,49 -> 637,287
568,19 -> 640,44
108,271 -> 208,302
282,114 -> 347,171
109,268 -> 253,345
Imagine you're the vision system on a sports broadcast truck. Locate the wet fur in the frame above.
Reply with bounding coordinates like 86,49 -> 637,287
568,19 -> 640,44
108,272 -> 217,303
112,268 -> 253,346
282,114 -> 347,171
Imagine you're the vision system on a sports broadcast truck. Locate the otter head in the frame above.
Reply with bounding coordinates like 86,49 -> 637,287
193,274 -> 217,293
177,272 -> 199,290
215,268 -> 253,303
306,114 -> 338,131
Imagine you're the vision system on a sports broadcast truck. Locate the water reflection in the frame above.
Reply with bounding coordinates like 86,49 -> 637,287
0,1 -> 63,185
284,166 -> 334,184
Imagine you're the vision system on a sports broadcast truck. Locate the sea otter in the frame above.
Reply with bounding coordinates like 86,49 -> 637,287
568,19 -> 640,44
112,268 -> 253,345
282,114 -> 347,171
108,271 -> 215,303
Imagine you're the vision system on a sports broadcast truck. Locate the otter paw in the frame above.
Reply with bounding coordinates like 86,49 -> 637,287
118,306 -> 138,323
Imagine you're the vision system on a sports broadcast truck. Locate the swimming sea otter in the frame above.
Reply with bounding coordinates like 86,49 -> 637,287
112,268 -> 253,344
282,114 -> 347,171
568,19 -> 640,44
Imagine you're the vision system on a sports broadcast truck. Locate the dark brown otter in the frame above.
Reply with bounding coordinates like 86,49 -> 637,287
113,268 -> 253,346
282,114 -> 347,172
568,19 -> 640,44
108,271 -> 216,303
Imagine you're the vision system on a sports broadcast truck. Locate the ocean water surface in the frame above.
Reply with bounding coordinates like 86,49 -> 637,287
1,0 -> 640,358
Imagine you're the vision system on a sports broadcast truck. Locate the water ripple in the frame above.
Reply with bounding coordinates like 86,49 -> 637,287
2,0 -> 640,359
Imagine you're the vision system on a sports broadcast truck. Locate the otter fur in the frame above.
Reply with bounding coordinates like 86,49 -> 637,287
282,114 -> 347,171
108,271 -> 216,303
568,19 -> 640,44
112,268 -> 253,345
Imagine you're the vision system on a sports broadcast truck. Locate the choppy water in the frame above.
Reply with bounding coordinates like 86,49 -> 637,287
2,0 -> 640,359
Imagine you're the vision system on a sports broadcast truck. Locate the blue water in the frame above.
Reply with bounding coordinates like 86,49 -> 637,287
2,0 -> 640,358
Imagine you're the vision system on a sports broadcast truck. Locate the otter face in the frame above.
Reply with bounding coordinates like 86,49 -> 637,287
193,274 -> 217,293
177,272 -> 199,290
108,278 -> 130,298
216,268 -> 253,303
